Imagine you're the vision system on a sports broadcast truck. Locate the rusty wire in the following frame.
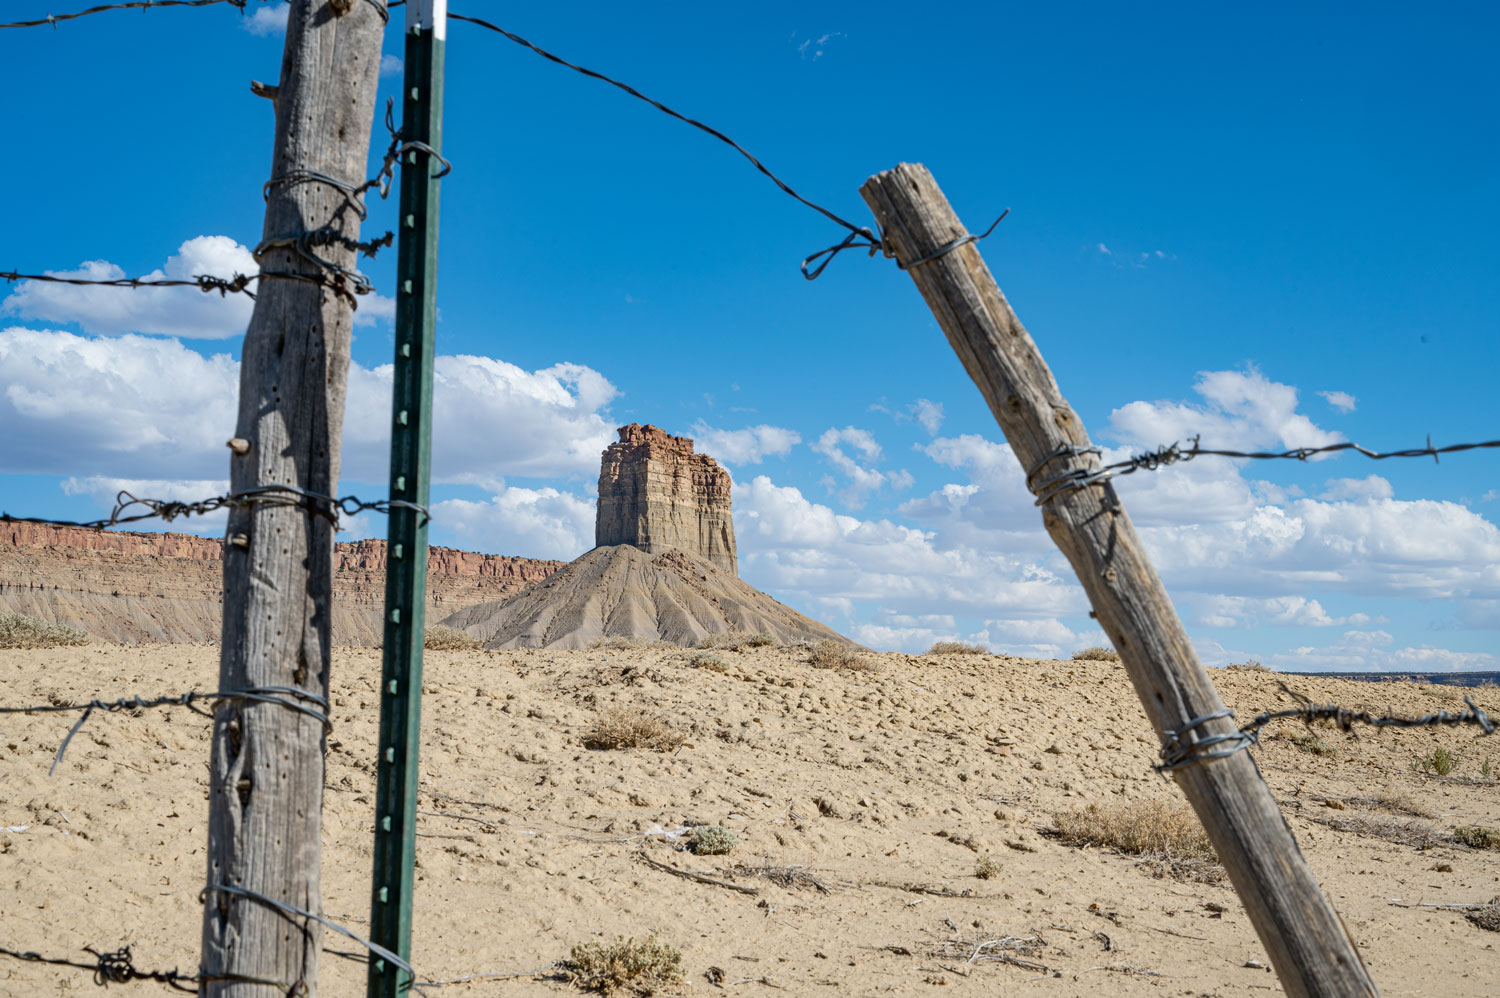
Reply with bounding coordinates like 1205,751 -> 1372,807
1,484 -> 430,532
0,943 -> 291,992
1028,434 -> 1500,506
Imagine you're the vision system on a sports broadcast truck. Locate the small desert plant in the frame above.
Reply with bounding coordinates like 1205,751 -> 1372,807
807,639 -> 874,671
926,640 -> 989,655
1306,812 -> 1447,849
1289,731 -> 1337,756
1483,757 -> 1493,780
563,935 -> 684,995
1051,800 -> 1218,882
1225,659 -> 1270,672
1414,746 -> 1458,776
974,854 -> 1003,880
689,651 -> 728,673
1071,646 -> 1119,662
689,824 -> 738,856
0,613 -> 89,650
1468,901 -> 1500,933
583,708 -> 685,752
423,625 -> 480,651
698,632 -> 774,651
1454,825 -> 1500,850
589,636 -> 674,651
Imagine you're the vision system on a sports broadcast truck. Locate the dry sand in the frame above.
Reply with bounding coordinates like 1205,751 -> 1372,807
2,644 -> 1497,995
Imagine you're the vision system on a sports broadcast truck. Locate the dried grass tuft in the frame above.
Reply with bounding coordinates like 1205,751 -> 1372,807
807,639 -> 875,671
1071,646 -> 1119,662
926,641 -> 989,656
423,625 -> 481,651
1468,901 -> 1500,932
1051,800 -> 1222,881
589,636 -> 675,651
0,613 -> 89,650
562,935 -> 684,995
582,708 -> 685,752
1306,812 -> 1448,849
697,632 -> 774,651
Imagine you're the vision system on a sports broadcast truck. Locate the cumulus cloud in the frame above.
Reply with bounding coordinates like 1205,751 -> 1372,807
1109,368 -> 1343,454
1190,595 -> 1370,629
688,421 -> 800,465
0,236 -> 392,338
1271,630 -> 1499,672
811,426 -> 911,507
241,1 -> 288,35
1317,475 -> 1394,501
1318,390 -> 1357,413
0,330 -> 617,487
433,487 -> 595,561
380,54 -> 403,77
0,328 -> 238,478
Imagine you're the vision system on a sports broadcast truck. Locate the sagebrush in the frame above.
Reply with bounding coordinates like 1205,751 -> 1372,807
690,824 -> 738,856
697,632 -> 773,651
563,935 -> 684,995
583,708 -> 685,752
1071,646 -> 1118,662
423,625 -> 480,651
807,639 -> 874,671
926,640 -> 988,656
0,613 -> 89,650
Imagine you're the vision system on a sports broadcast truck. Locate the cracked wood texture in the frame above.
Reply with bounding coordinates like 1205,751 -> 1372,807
202,2 -> 385,994
860,163 -> 1378,998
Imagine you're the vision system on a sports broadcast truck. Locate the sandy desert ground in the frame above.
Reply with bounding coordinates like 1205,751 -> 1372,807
1,643 -> 1497,995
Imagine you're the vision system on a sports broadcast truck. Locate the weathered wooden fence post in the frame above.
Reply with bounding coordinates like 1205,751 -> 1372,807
202,2 -> 386,994
860,163 -> 1378,998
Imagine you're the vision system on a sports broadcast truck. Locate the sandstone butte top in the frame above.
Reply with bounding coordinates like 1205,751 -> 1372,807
595,423 -> 738,576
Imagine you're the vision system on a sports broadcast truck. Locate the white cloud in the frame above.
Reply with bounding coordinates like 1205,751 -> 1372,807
241,2 -> 289,35
910,398 -> 944,435
380,54 -> 404,77
1272,630 -> 1499,673
1109,367 -> 1343,454
794,30 -> 845,60
811,426 -> 911,507
687,422 -> 800,466
0,328 -> 238,478
1097,243 -> 1111,256
343,355 -> 618,485
1190,595 -> 1370,629
2,237 -> 258,339
61,476 -> 231,533
0,330 -> 617,487
1318,389 -> 1357,413
433,487 -> 595,561
1317,475 -> 1394,501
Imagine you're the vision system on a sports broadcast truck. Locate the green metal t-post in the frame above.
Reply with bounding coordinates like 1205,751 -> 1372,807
369,1 -> 445,996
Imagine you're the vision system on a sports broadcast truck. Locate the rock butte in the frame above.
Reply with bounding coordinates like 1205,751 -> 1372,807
441,424 -> 848,649
596,423 -> 737,576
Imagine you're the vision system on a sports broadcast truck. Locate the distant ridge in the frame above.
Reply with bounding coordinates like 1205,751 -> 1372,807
1280,670 -> 1500,689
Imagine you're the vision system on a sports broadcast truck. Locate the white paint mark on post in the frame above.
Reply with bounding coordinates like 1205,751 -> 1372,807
407,0 -> 446,39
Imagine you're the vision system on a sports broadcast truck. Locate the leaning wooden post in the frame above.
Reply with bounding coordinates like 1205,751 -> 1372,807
860,164 -> 1378,998
202,2 -> 386,995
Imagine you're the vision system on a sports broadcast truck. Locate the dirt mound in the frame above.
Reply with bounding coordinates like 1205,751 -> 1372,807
439,544 -> 848,648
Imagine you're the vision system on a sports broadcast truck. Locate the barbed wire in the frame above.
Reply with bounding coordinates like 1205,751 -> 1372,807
1028,434 -> 1500,506
0,685 -> 331,774
1157,683 -> 1495,774
1,265 -> 376,306
0,0 -> 388,31
446,10 -> 993,280
1,485 -> 430,533
0,944 -> 290,992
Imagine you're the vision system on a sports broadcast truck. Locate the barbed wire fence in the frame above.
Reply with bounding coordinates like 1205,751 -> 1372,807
0,0 -> 1497,992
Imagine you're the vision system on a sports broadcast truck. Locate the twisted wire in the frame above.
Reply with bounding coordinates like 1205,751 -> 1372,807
0,944 -> 288,992
1029,434 -> 1500,506
1,484 -> 431,532
1156,684 -> 1495,774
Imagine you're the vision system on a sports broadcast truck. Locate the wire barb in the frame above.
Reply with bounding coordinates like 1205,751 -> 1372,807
1,485 -> 431,533
1029,434 -> 1500,506
0,0 -> 247,31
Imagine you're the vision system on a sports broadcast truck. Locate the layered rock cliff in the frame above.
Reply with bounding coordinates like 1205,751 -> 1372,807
595,423 -> 737,576
0,522 -> 563,645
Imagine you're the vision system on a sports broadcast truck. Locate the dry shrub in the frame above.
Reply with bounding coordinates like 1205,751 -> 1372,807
563,935 -> 684,995
1338,789 -> 1431,818
807,639 -> 874,671
974,855 -> 1003,880
1225,660 -> 1270,671
1287,731 -> 1337,756
590,636 -> 674,651
1071,646 -> 1119,662
698,632 -> 774,651
423,625 -> 480,651
1468,901 -> 1500,933
926,640 -> 989,656
1052,800 -> 1221,881
689,824 -> 737,856
583,708 -> 685,752
1455,825 -> 1500,850
0,613 -> 89,650
689,651 -> 728,673
1306,812 -> 1448,849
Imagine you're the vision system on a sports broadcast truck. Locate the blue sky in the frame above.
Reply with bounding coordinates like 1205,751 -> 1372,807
2,0 -> 1497,668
